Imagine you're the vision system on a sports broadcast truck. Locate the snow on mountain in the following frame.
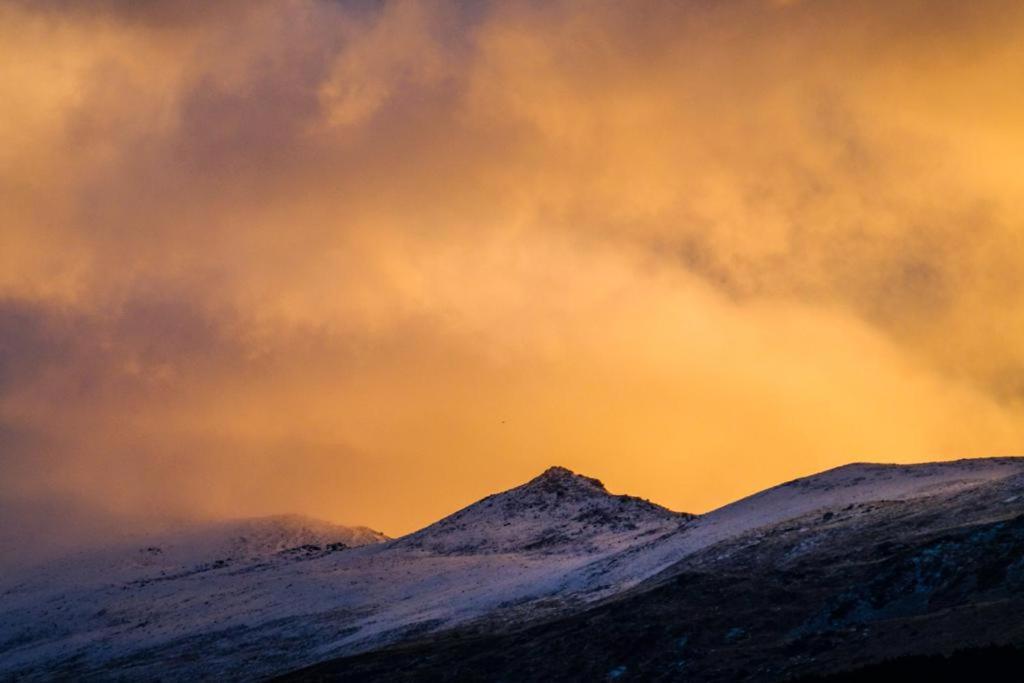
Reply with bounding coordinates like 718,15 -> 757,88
289,461 -> 1024,683
586,457 -> 1024,588
176,514 -> 390,555
0,468 -> 689,680
396,466 -> 689,555
119,514 -> 389,568
3,514 -> 387,591
2,458 -> 1022,681
0,515 -> 388,680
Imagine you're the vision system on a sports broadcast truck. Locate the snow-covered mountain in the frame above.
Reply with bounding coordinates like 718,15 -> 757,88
3,458 -> 1023,681
297,457 -> 1024,682
584,457 -> 1024,588
0,467 -> 689,680
396,466 -> 689,554
168,514 -> 390,555
0,515 -> 389,679
1,514 -> 387,594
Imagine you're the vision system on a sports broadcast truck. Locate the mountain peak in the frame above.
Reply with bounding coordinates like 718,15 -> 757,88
397,466 -> 688,555
538,465 -> 576,478
525,466 -> 607,495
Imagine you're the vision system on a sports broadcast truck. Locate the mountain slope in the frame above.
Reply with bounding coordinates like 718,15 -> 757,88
282,459 -> 1024,681
583,457 -> 1024,589
0,515 -> 388,681
5,458 -> 1024,681
396,466 -> 689,555
0,468 -> 689,680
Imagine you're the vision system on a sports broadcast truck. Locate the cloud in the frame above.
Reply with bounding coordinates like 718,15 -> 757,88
2,0 -> 1023,559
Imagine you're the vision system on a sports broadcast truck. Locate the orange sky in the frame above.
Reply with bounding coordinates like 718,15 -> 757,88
2,0 -> 1024,554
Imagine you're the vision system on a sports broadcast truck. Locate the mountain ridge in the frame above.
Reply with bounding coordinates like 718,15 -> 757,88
3,456 -> 1023,681
393,464 -> 691,555
281,457 -> 1024,682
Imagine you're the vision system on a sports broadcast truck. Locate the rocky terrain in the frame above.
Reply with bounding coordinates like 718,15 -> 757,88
0,467 -> 688,680
3,458 -> 1023,681
283,459 -> 1024,681
394,466 -> 690,555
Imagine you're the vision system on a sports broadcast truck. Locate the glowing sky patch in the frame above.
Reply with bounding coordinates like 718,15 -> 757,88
2,0 -> 1023,560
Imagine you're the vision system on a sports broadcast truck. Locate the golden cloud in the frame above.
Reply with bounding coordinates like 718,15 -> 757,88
2,0 -> 1022,557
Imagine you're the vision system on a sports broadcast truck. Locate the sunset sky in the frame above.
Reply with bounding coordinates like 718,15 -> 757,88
2,0 -> 1024,558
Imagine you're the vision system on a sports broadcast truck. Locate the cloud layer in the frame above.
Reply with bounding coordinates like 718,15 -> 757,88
2,0 -> 1023,558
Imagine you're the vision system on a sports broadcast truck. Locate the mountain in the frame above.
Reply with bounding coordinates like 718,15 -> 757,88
580,457 -> 1024,590
123,514 -> 389,565
3,458 -> 1024,681
0,515 -> 389,681
0,514 -> 388,595
0,467 -> 689,680
281,457 -> 1024,681
395,466 -> 689,555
